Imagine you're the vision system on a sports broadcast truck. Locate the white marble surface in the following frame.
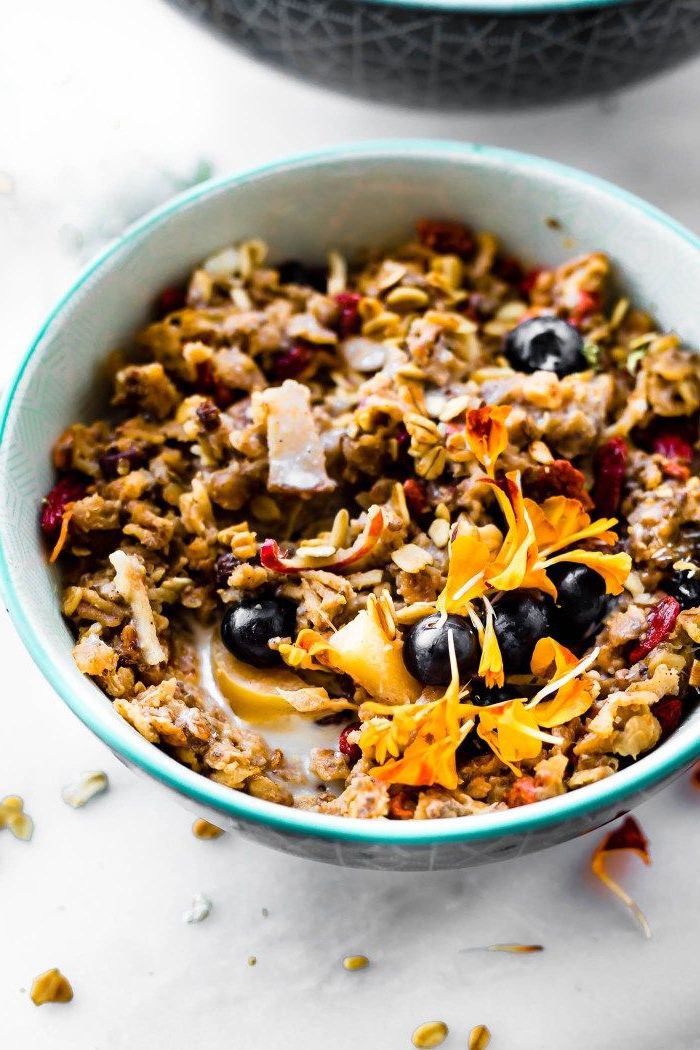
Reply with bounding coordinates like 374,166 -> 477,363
2,2 -> 700,1047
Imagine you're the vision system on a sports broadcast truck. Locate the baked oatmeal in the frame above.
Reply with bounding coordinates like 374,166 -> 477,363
44,220 -> 700,819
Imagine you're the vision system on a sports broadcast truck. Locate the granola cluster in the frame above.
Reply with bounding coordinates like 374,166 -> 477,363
46,221 -> 700,819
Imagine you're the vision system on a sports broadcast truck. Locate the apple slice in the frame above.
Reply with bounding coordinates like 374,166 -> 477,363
326,609 -> 421,705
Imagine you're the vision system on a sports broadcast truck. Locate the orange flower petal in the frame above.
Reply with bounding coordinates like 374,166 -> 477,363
478,598 -> 504,688
544,549 -> 632,595
49,508 -> 73,563
465,405 -> 511,477
591,816 -> 651,938
436,534 -> 491,613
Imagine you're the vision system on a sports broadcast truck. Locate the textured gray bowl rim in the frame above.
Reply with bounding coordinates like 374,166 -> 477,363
2,138 -> 700,847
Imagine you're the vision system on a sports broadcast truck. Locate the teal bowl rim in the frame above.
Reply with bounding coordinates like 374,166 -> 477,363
359,0 -> 635,13
2,138 -> 700,848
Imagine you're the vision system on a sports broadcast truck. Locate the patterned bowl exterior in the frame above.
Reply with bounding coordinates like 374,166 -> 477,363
168,0 -> 700,110
3,141 -> 700,869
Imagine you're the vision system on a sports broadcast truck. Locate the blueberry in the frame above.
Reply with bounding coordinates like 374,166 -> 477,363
277,259 -> 327,292
220,597 -> 297,668
403,613 -> 478,686
493,591 -> 555,673
467,681 -> 521,707
548,563 -> 607,630
664,567 -> 700,610
504,316 -> 585,377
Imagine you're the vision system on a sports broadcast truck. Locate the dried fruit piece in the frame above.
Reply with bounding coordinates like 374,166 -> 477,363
40,475 -> 85,538
192,818 -> 224,840
335,292 -> 361,338
342,954 -> 369,971
30,968 -> 73,1005
61,771 -> 109,808
403,477 -> 429,517
522,460 -> 592,508
652,696 -> 683,738
156,283 -> 186,316
412,1021 -> 448,1048
652,430 -> 693,463
271,344 -> 313,381
629,595 -> 681,663
592,437 -> 628,516
591,816 -> 651,938
0,795 -> 33,841
183,893 -> 212,924
98,445 -> 147,478
338,721 -> 362,764
417,218 -> 473,257
469,1025 -> 491,1050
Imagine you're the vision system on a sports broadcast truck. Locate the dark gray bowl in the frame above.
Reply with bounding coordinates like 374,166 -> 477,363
167,0 -> 700,110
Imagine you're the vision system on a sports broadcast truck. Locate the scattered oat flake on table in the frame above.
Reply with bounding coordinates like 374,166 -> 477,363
0,795 -> 33,841
342,954 -> 369,971
192,818 -> 224,839
468,1025 -> 491,1050
61,771 -> 109,808
183,893 -> 212,925
412,1021 -> 448,1048
248,956 -> 257,967
30,968 -> 73,1006
591,816 -> 651,938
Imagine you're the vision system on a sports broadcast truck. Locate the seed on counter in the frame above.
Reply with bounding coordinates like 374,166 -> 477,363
0,795 -> 33,841
183,893 -> 212,925
342,955 -> 369,971
468,1025 -> 491,1050
61,771 -> 109,808
248,956 -> 257,967
30,968 -> 73,1006
485,943 -> 544,953
192,818 -> 224,840
412,1021 -> 448,1048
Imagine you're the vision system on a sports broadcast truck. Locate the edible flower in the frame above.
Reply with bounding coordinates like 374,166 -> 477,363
591,816 -> 651,938
465,405 -> 512,478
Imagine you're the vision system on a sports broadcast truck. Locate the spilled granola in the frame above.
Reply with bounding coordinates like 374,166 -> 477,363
46,221 -> 700,819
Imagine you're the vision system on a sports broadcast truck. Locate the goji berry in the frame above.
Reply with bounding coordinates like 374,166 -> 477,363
335,292 -> 361,338
416,219 -> 474,258
40,475 -> 85,537
629,595 -> 681,663
592,437 -> 628,516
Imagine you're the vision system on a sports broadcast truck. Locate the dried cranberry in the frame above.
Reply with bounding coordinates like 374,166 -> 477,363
195,360 -> 234,409
652,431 -> 693,463
335,292 -> 361,338
40,475 -> 86,537
506,776 -> 539,808
98,445 -> 147,478
214,552 -> 239,588
387,787 -> 417,820
592,437 -> 628,516
653,696 -> 683,738
629,595 -> 681,663
403,478 -> 428,517
522,460 -> 592,507
569,290 -> 601,327
416,219 -> 474,258
196,400 -> 221,432
155,283 -> 186,317
338,720 -> 362,764
271,344 -> 313,381
520,267 -> 544,296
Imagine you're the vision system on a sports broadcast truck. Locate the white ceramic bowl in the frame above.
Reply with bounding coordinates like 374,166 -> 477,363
2,141 -> 700,870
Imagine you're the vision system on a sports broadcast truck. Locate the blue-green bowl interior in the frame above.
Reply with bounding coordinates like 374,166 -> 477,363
2,140 -> 700,849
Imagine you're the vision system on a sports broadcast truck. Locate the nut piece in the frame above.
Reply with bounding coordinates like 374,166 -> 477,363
342,954 -> 369,971
192,818 -> 224,840
391,543 -> 433,574
0,795 -> 33,841
469,1025 -> 491,1050
61,771 -> 109,809
30,968 -> 73,1006
412,1021 -> 448,1048
183,893 -> 212,925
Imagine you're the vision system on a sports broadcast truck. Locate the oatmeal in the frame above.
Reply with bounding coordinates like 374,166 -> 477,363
45,221 -> 700,819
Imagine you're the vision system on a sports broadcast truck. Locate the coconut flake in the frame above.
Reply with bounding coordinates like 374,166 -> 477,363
260,380 -> 335,494
109,550 -> 166,665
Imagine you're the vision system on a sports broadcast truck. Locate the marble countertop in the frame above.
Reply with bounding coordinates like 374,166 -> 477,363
2,2 -> 700,1047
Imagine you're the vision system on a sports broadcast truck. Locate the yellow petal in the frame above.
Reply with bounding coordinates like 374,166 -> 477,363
478,598 -> 504,688
535,680 -> 594,728
526,496 -> 618,555
484,473 -> 535,591
544,549 -> 631,595
530,636 -> 579,678
477,700 -> 550,766
465,405 -> 511,477
437,534 -> 491,613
